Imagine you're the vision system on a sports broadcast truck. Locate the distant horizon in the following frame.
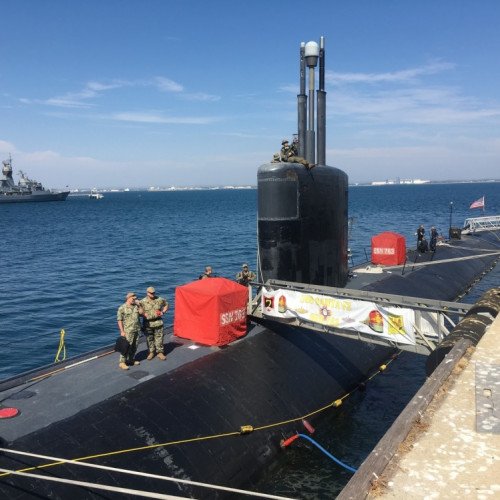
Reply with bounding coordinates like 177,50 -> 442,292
67,177 -> 500,192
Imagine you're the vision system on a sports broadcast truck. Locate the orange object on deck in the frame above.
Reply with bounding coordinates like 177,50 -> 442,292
371,231 -> 406,266
302,419 -> 315,434
281,434 -> 300,448
174,277 -> 248,346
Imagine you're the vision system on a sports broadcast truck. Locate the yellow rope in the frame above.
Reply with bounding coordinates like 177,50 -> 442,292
54,329 -> 66,363
1,432 -> 242,477
1,351 -> 401,478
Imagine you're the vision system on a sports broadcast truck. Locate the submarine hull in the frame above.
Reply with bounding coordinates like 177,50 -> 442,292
0,325 -> 393,499
0,232 -> 498,498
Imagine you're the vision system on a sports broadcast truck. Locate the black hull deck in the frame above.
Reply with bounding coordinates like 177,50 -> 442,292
0,325 -> 392,499
350,230 -> 500,300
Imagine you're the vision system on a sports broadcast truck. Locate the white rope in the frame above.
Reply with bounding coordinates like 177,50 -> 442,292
438,242 -> 500,252
384,251 -> 500,270
0,448 -> 297,500
0,468 -> 189,499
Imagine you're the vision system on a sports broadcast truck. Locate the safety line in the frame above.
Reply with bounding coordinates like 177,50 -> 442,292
1,352 -> 400,481
0,450 -> 295,500
247,354 -> 397,432
27,350 -> 115,382
0,467 -> 193,500
0,431 -> 240,479
54,329 -> 66,362
438,243 -> 500,252
382,251 -> 500,270
0,352 -> 115,404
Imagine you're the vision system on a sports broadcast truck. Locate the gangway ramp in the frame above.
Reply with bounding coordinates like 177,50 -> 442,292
249,280 -> 472,355
462,215 -> 500,233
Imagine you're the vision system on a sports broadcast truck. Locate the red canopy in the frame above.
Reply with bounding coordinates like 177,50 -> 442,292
174,277 -> 248,346
371,231 -> 406,265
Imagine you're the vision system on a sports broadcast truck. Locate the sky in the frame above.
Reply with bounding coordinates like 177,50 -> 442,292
1,0 -> 500,189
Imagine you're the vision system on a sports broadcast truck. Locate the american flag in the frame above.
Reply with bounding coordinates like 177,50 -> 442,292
469,196 -> 485,209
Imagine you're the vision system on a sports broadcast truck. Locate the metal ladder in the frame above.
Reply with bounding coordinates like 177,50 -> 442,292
463,215 -> 500,233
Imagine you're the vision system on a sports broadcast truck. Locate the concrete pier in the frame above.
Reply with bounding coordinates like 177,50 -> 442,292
339,298 -> 500,499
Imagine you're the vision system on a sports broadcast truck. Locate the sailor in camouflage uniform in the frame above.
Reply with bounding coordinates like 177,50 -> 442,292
280,139 -> 313,169
140,286 -> 169,360
117,292 -> 144,370
236,263 -> 256,286
236,263 -> 256,305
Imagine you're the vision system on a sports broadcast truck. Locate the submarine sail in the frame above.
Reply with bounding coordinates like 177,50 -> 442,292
258,37 -> 349,287
258,163 -> 348,287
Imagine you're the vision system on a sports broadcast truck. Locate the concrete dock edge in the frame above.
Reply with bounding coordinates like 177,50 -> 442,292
338,287 -> 500,499
337,338 -> 473,500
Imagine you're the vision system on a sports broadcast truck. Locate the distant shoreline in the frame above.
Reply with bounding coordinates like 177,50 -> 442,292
351,179 -> 500,187
67,178 -> 499,193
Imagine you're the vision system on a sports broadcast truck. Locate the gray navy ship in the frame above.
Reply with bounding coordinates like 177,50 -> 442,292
0,156 -> 69,203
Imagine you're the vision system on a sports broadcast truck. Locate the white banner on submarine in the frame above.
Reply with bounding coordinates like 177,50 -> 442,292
261,288 -> 438,345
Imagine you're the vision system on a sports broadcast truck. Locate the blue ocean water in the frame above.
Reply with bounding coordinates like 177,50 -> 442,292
0,181 -> 499,497
0,189 -> 256,378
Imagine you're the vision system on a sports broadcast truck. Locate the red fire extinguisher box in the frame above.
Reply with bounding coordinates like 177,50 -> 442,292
371,231 -> 407,265
174,277 -> 248,346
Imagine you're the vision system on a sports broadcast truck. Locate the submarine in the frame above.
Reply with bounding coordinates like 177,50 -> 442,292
0,37 -> 499,499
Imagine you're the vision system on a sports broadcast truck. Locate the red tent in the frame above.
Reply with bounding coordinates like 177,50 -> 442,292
174,277 -> 248,346
371,231 -> 406,266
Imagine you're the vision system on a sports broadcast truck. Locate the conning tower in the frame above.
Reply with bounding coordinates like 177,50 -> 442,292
258,37 -> 349,287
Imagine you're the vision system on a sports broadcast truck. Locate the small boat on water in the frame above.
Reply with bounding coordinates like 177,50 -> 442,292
89,188 -> 104,200
0,156 -> 69,204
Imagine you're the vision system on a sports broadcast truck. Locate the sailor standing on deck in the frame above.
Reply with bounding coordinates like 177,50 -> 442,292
199,266 -> 213,279
236,263 -> 256,304
429,226 -> 438,251
117,292 -> 144,370
141,286 -> 169,361
416,224 -> 425,248
236,263 -> 256,286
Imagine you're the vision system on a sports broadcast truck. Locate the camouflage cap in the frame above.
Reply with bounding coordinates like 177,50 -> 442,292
282,139 -> 289,145
242,263 -> 248,268
146,286 -> 155,293
126,292 -> 137,300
